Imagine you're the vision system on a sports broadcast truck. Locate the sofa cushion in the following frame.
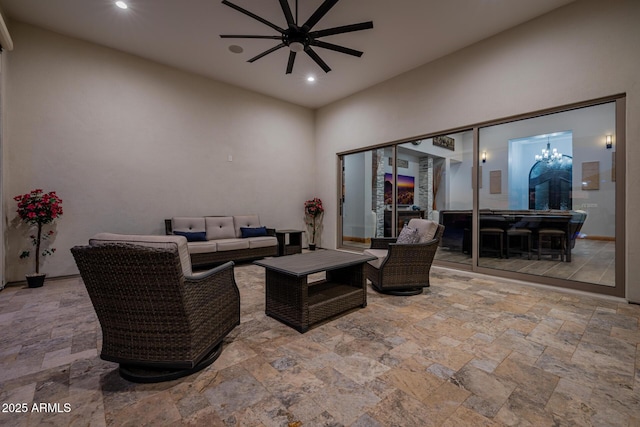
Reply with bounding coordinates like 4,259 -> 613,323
172,217 -> 206,233
89,233 -> 193,276
205,217 -> 236,240
173,231 -> 207,242
247,236 -> 278,249
215,238 -> 250,252
408,219 -> 439,243
240,226 -> 268,238
364,248 -> 387,269
233,215 -> 261,238
187,241 -> 218,254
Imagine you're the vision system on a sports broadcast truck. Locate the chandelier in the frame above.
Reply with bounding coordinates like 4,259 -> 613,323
535,139 -> 563,163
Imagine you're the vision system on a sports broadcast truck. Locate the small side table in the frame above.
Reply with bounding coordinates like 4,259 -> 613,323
275,229 -> 303,256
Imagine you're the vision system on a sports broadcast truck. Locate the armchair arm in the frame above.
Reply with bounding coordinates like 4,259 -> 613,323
370,237 -> 398,250
389,237 -> 440,249
184,261 -> 236,281
382,238 -> 441,266
183,261 -> 240,325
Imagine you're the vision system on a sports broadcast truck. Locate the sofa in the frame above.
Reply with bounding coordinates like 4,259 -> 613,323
165,215 -> 278,268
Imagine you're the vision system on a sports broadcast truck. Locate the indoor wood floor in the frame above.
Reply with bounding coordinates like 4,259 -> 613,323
344,238 -> 615,288
435,239 -> 615,287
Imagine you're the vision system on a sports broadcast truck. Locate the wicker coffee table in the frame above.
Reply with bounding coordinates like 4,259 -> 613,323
254,250 -> 376,332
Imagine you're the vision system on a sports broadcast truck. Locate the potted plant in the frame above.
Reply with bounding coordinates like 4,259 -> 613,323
304,197 -> 324,250
13,189 -> 63,288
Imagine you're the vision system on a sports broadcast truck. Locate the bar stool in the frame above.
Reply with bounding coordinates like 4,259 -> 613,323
479,227 -> 504,258
506,228 -> 532,259
537,229 -> 566,261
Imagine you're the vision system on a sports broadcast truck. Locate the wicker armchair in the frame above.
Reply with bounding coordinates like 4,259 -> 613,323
71,234 -> 240,383
364,219 -> 444,296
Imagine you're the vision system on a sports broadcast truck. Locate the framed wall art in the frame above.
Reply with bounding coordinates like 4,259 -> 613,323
433,136 -> 455,151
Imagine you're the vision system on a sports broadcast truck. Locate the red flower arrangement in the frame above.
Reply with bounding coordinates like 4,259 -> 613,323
14,189 -> 63,275
304,198 -> 324,247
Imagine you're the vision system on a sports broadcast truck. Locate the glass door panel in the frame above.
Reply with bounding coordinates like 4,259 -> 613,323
477,102 -> 617,287
398,131 -> 474,265
340,147 -> 392,250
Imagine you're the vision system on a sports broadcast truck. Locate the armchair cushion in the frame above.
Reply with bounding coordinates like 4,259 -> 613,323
363,248 -> 388,269
89,233 -> 193,276
408,218 -> 439,243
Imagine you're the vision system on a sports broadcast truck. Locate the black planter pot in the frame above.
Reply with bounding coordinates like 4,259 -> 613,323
309,244 -> 316,251
26,274 -> 46,288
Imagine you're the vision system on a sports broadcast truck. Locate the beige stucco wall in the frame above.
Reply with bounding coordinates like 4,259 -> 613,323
3,22 -> 315,281
315,0 -> 640,300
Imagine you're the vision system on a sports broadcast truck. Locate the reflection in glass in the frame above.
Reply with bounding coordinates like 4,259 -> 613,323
397,131 -> 474,266
477,102 -> 616,287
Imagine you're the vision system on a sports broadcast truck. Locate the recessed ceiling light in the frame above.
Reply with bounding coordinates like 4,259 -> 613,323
307,76 -> 316,83
228,45 -> 243,54
115,1 -> 128,9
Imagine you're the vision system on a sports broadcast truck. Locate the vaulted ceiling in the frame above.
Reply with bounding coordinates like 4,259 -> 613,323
0,0 -> 574,108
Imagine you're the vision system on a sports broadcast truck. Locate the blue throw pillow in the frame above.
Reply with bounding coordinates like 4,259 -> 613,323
241,226 -> 268,238
173,231 -> 207,242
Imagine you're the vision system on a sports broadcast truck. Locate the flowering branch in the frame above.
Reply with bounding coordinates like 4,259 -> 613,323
304,198 -> 324,245
14,189 -> 63,275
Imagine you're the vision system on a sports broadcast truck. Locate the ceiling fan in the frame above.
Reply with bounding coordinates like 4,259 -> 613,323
220,0 -> 373,74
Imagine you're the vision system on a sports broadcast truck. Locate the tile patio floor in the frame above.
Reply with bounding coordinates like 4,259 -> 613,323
0,263 -> 639,426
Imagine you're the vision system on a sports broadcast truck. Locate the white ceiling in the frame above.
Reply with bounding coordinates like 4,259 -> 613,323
0,0 -> 574,109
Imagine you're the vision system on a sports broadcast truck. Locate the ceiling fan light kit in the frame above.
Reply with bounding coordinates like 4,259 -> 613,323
220,0 -> 373,75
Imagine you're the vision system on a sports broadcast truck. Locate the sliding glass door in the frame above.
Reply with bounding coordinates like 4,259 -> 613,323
477,101 -> 620,289
338,97 -> 624,296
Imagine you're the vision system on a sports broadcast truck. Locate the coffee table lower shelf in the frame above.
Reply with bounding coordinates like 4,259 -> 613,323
266,278 -> 366,333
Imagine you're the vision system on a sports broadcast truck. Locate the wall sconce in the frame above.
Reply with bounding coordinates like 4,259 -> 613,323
605,135 -> 613,149
481,151 -> 487,163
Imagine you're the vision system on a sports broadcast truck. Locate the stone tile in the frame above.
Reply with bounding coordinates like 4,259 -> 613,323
1,264 -> 639,425
107,390 -> 181,426
203,372 -> 271,418
381,361 -> 443,405
441,405 -> 503,427
368,389 -> 433,427
454,364 -> 518,418
494,355 -> 559,406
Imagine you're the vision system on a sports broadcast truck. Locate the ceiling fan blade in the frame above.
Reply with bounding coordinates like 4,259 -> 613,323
305,47 -> 331,73
279,0 -> 295,26
248,43 -> 285,63
286,51 -> 296,74
310,21 -> 373,38
222,0 -> 285,34
310,40 -> 363,57
220,35 -> 282,40
302,0 -> 339,31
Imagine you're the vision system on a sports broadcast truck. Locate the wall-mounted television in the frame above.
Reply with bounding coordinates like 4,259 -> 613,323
384,173 -> 415,205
